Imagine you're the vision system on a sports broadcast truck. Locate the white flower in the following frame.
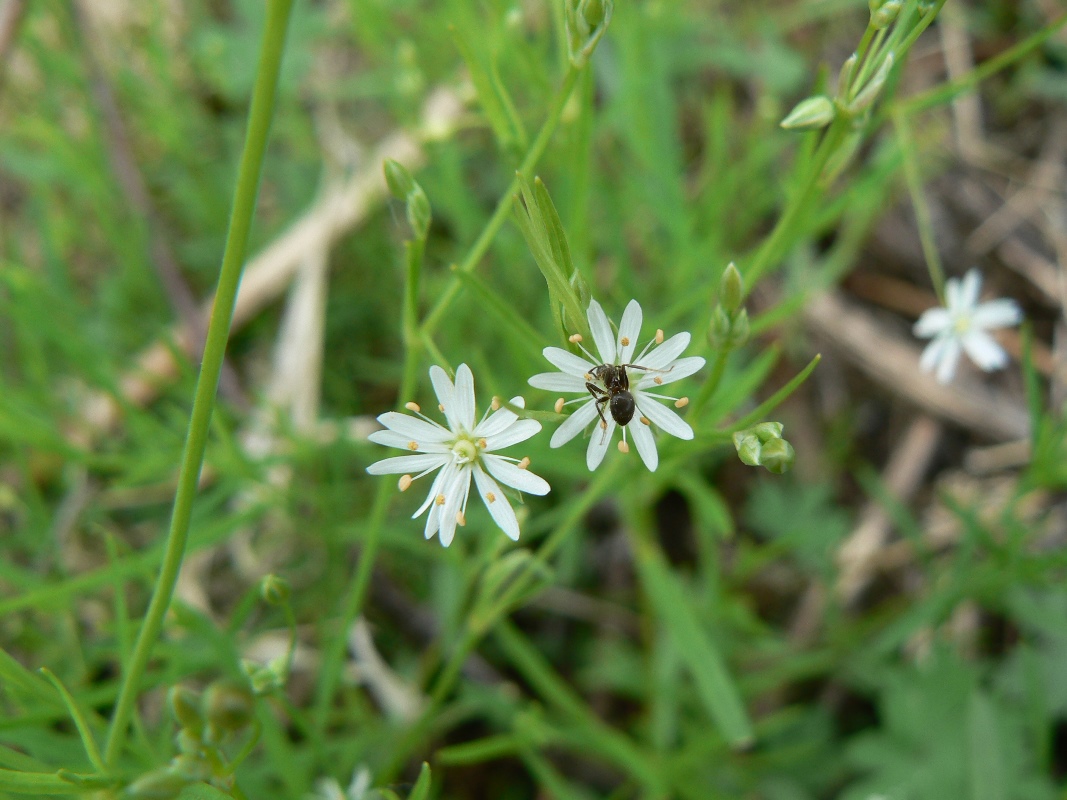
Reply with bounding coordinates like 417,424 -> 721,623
366,364 -> 550,546
528,299 -> 705,472
913,269 -> 1022,384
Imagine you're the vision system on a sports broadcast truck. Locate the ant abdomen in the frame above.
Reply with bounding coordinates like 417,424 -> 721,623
609,391 -> 635,426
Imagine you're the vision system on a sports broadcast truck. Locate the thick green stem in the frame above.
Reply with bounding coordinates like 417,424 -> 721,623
103,0 -> 293,766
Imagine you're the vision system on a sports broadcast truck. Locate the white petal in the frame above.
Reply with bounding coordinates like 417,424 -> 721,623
414,461 -> 454,518
452,364 -> 476,432
375,412 -> 452,442
971,299 -> 1022,331
475,404 -> 519,439
617,300 -> 643,364
961,331 -> 1009,371
913,307 -> 951,338
438,467 -> 471,547
528,372 -> 588,392
429,366 -> 459,432
958,269 -> 982,309
473,466 -> 520,540
366,453 -> 448,475
919,335 -> 946,374
586,418 -> 615,471
637,332 -> 691,370
636,356 -> 705,389
550,401 -> 598,448
587,299 -> 617,364
368,430 -> 450,453
542,347 -> 596,377
636,394 -> 694,439
628,419 -> 658,471
483,455 -> 551,495
423,500 -> 441,540
935,337 -> 962,384
484,419 -> 542,451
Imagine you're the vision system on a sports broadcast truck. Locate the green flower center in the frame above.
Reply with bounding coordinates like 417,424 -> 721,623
451,436 -> 480,464
952,314 -> 972,335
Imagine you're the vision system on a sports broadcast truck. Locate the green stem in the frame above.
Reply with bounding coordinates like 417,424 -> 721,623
689,348 -> 730,419
893,110 -> 946,303
743,115 -> 850,289
421,65 -> 582,335
103,0 -> 294,766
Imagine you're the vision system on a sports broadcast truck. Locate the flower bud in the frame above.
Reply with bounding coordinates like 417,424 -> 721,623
870,0 -> 902,28
848,52 -> 894,114
838,53 -> 858,97
719,262 -> 744,314
406,186 -> 432,241
752,421 -> 784,442
202,679 -> 254,735
383,159 -> 416,200
580,0 -> 607,30
175,729 -> 202,756
260,574 -> 291,606
169,754 -> 210,784
780,95 -> 836,131
167,686 -> 203,735
727,307 -> 749,347
123,769 -> 186,800
733,432 -> 762,467
759,437 -> 795,474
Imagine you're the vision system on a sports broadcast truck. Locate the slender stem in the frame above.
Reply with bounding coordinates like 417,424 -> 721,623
893,110 -> 946,303
743,115 -> 850,289
421,65 -> 582,335
689,348 -> 730,419
103,0 -> 294,766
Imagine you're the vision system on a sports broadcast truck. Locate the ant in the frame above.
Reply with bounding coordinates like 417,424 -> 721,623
587,362 -> 669,437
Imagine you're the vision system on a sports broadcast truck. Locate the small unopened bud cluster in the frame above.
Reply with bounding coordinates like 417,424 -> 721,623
564,0 -> 614,67
124,680 -> 258,798
709,262 -> 749,350
733,421 -> 795,474
384,159 -> 432,241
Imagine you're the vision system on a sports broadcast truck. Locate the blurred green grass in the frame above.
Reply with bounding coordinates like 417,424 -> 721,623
1,0 -> 1066,798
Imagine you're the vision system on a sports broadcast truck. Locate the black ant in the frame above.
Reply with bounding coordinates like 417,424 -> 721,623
586,362 -> 668,436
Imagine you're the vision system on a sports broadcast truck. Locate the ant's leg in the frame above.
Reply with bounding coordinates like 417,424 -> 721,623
586,382 -> 609,429
622,363 -> 674,374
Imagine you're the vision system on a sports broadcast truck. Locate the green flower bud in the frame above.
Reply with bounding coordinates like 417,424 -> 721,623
759,437 -> 795,474
124,769 -> 187,800
580,0 -> 606,30
780,95 -> 835,131
752,421 -> 784,443
709,304 -> 732,349
202,679 -> 254,735
727,307 -> 750,347
175,729 -> 202,756
242,656 -> 286,695
719,262 -> 744,314
838,53 -> 858,97
168,686 -> 203,735
407,186 -> 432,241
848,52 -> 894,114
871,0 -> 902,28
383,159 -> 416,201
260,574 -> 291,606
733,433 -> 762,467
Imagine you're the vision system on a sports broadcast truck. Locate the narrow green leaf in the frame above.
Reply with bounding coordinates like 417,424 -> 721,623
633,538 -> 754,747
448,267 -> 549,362
450,26 -> 526,155
0,648 -> 57,703
39,668 -> 106,773
533,177 -> 574,281
726,354 -> 821,432
0,767 -> 93,795
968,691 -> 1006,800
406,762 -> 432,800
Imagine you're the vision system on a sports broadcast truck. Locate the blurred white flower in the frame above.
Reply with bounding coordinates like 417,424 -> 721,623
529,299 -> 704,472
366,364 -> 549,546
913,269 -> 1022,384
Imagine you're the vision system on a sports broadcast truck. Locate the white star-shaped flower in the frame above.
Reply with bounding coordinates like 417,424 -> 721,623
366,364 -> 550,546
913,269 -> 1022,384
528,298 -> 705,472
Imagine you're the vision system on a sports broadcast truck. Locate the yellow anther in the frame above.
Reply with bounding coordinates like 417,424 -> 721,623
618,440 -> 630,454
405,402 -> 421,413
407,441 -> 419,450
569,333 -> 583,343
518,457 -> 531,470
486,492 -> 496,503
621,336 -> 630,346
674,397 -> 689,408
456,511 -> 466,526
554,398 -> 565,414
398,475 -> 413,491
655,328 -> 664,343
640,416 -> 651,425
491,396 -> 501,410
435,494 -> 446,506
654,376 -> 663,385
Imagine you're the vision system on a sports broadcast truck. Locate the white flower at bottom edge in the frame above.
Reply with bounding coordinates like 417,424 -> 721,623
912,269 -> 1023,384
528,298 -> 705,472
366,364 -> 550,547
